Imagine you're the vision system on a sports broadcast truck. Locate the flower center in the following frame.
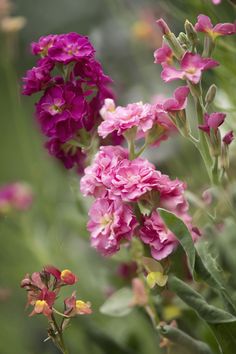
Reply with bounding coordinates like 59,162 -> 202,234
186,67 -> 196,74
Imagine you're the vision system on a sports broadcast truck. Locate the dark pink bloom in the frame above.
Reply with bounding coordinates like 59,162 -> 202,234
223,130 -> 234,145
156,18 -> 171,35
0,183 -> 33,213
195,15 -> 235,38
154,43 -> 173,66
22,58 -> 54,96
161,52 -> 219,84
162,86 -> 189,112
87,197 -> 137,256
48,33 -> 95,64
98,99 -> 156,139
46,138 -> 86,172
36,83 -> 87,141
199,112 -> 226,134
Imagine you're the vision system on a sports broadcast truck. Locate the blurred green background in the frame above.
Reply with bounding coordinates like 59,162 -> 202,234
0,0 -> 236,353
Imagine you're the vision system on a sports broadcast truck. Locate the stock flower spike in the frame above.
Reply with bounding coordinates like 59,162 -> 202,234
161,52 -> 219,84
195,15 -> 236,38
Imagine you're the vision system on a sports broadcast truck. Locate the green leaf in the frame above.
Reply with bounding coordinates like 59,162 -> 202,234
158,324 -> 213,354
169,276 -> 236,354
100,287 -> 134,317
158,208 -> 195,275
195,242 -> 236,316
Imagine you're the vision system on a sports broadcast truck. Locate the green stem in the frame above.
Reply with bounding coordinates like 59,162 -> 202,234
51,314 -> 69,354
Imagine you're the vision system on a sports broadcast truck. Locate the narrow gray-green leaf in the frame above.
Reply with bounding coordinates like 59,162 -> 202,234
169,275 -> 236,354
158,208 -> 195,275
100,287 -> 134,317
157,324 -> 213,354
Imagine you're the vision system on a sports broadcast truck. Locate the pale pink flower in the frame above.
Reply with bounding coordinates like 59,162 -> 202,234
80,146 -> 128,198
212,0 -> 221,4
154,43 -> 173,66
195,15 -> 235,38
98,99 -> 156,139
87,197 -> 137,256
161,52 -> 219,84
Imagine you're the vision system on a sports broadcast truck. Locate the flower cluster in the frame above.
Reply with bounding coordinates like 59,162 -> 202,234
21,265 -> 91,318
81,146 -> 198,259
0,182 -> 33,215
22,33 -> 113,172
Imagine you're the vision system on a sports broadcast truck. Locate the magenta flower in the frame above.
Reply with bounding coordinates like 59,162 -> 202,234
47,33 -> 95,64
31,34 -> 57,56
223,130 -> 234,145
46,138 -> 86,172
0,183 -> 33,214
154,43 -> 173,66
161,52 -> 219,84
139,211 -> 178,260
199,112 -> 226,134
98,99 -> 156,139
22,58 -> 54,96
36,83 -> 87,141
195,15 -> 235,38
87,198 -> 137,256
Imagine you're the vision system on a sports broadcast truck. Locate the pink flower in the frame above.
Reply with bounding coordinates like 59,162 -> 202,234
139,211 -> 178,260
161,52 -> 219,84
154,43 -> 173,66
29,288 -> 56,317
199,112 -> 226,134
87,198 -> 137,256
162,86 -> 189,112
139,210 -> 200,260
223,130 -> 234,145
22,58 -> 54,96
212,0 -> 221,4
80,146 -> 128,198
195,15 -> 235,38
156,18 -> 171,35
44,266 -> 78,285
0,183 -> 33,214
98,99 -> 156,139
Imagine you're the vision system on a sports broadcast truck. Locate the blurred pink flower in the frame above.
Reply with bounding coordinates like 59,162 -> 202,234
223,130 -> 234,145
161,52 -> 219,84
195,14 -> 235,38
0,182 -> 33,214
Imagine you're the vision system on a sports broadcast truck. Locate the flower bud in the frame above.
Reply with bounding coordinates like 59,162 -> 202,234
156,18 -> 171,35
205,84 -> 217,105
223,130 -> 234,145
60,269 -> 78,285
184,20 -> 198,45
177,32 -> 190,49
